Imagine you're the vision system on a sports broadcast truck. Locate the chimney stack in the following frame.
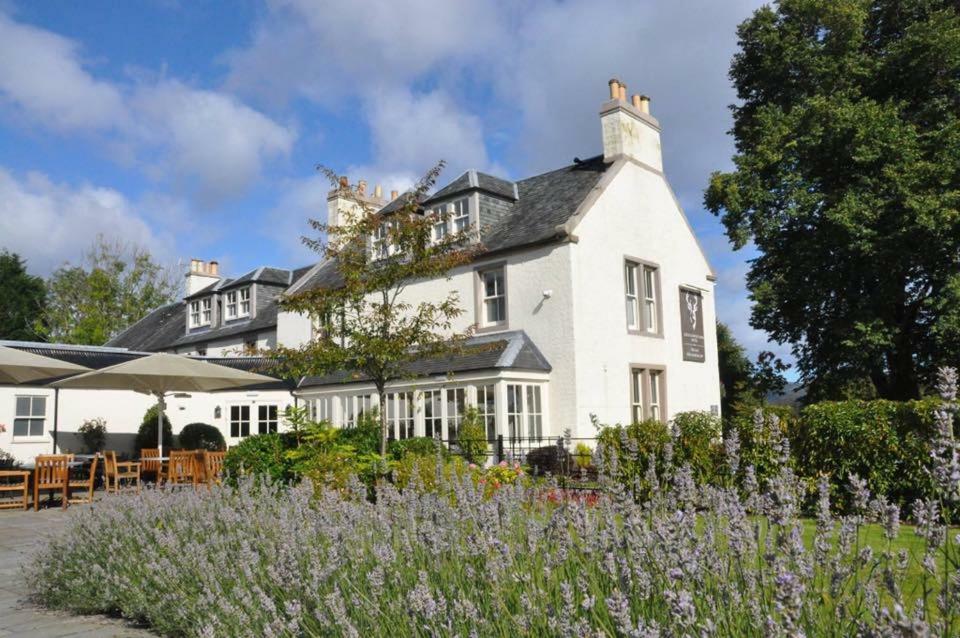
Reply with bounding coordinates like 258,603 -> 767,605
599,77 -> 662,170
327,175 -> 389,234
184,258 -> 222,296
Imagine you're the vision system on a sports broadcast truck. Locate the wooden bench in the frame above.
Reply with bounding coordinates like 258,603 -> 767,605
0,470 -> 30,510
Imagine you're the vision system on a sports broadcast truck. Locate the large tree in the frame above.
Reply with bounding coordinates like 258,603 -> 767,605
0,250 -> 46,341
43,236 -> 179,345
705,0 -> 960,400
275,165 -> 482,457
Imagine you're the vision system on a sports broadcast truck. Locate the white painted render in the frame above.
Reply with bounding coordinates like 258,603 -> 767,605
568,158 -> 721,434
0,384 -> 296,463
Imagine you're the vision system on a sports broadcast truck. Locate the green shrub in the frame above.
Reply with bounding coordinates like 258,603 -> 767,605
730,406 -> 794,489
224,433 -> 296,483
389,437 -> 445,461
573,443 -> 593,469
78,417 -> 107,453
135,404 -> 174,453
596,419 -> 671,501
456,406 -> 487,464
671,411 -> 722,483
338,409 -> 380,455
177,423 -> 226,451
793,398 -> 940,510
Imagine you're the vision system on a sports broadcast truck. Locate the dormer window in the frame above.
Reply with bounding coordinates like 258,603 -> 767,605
430,197 -> 470,243
239,287 -> 251,317
225,291 -> 237,320
451,198 -> 469,233
189,298 -> 212,329
371,221 -> 397,261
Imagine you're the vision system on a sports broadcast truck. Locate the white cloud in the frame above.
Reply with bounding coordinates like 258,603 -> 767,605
360,85 -> 494,181
0,11 -> 295,206
0,167 -> 174,275
224,0 -> 504,106
131,80 -> 294,206
0,12 -> 127,131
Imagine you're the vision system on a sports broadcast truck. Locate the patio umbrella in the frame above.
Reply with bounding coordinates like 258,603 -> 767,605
0,345 -> 90,384
51,353 -> 276,455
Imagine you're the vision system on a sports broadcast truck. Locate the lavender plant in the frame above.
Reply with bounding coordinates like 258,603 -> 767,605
24,370 -> 960,637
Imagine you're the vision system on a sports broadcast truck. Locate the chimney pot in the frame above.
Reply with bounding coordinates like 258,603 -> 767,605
618,84 -> 627,101
374,184 -> 383,199
338,175 -> 349,189
631,94 -> 641,109
390,189 -> 399,200
357,180 -> 367,196
209,261 -> 219,276
639,95 -> 650,114
608,78 -> 621,100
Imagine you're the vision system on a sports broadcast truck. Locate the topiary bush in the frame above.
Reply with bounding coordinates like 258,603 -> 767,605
223,433 -> 297,483
135,404 -> 174,453
793,398 -> 940,511
178,423 -> 226,451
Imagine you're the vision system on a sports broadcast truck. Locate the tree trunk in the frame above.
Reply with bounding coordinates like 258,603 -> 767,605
885,341 -> 920,401
377,384 -> 388,458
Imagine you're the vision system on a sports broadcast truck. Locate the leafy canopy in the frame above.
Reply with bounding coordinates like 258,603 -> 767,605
275,163 -> 483,455
705,0 -> 960,400
0,250 -> 46,341
43,235 -> 179,345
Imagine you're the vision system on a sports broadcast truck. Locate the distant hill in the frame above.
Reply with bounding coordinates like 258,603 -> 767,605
766,381 -> 804,408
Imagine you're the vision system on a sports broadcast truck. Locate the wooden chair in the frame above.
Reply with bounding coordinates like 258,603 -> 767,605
202,451 -> 226,488
0,470 -> 30,510
33,454 -> 72,510
140,448 -> 162,482
164,450 -> 197,488
67,455 -> 99,505
104,451 -> 141,494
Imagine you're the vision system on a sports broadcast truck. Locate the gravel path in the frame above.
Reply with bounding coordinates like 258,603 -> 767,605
0,500 -> 154,637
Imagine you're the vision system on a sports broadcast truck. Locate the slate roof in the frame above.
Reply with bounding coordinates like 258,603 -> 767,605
106,155 -> 610,354
427,169 -> 518,203
289,156 -> 611,295
298,330 -> 550,388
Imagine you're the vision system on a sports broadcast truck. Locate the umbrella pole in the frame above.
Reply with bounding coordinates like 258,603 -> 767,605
157,393 -> 166,456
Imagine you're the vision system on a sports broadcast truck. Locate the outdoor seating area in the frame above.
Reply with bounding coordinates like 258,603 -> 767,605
0,449 -> 227,511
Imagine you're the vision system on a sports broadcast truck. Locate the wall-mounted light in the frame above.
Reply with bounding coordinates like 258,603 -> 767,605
214,406 -> 222,419
542,289 -> 553,299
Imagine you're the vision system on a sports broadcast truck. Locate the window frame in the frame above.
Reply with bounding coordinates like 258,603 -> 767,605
225,290 -> 238,320
229,404 -> 251,439
238,287 -> 251,318
474,262 -> 508,333
13,395 -> 47,439
257,404 -> 279,434
629,365 -> 667,423
624,257 -> 662,337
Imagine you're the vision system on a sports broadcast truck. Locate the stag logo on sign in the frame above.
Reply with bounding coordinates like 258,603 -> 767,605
680,288 -> 705,362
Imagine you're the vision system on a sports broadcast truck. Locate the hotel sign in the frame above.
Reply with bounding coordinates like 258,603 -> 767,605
680,288 -> 705,362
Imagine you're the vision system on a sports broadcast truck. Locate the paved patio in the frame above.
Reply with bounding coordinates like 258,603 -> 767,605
0,501 -> 154,637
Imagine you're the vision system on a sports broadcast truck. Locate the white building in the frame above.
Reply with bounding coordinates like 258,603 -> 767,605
0,79 -> 720,463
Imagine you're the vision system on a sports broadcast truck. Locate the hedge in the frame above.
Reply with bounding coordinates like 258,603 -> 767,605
792,398 -> 940,510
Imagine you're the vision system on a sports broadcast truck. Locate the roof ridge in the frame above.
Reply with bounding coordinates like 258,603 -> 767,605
517,154 -> 606,183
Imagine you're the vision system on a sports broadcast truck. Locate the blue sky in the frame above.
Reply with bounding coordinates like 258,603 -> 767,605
0,0 -> 791,370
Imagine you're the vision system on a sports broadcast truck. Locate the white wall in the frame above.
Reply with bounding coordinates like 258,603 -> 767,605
569,160 -> 721,435
0,385 -> 295,463
277,242 -> 579,438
